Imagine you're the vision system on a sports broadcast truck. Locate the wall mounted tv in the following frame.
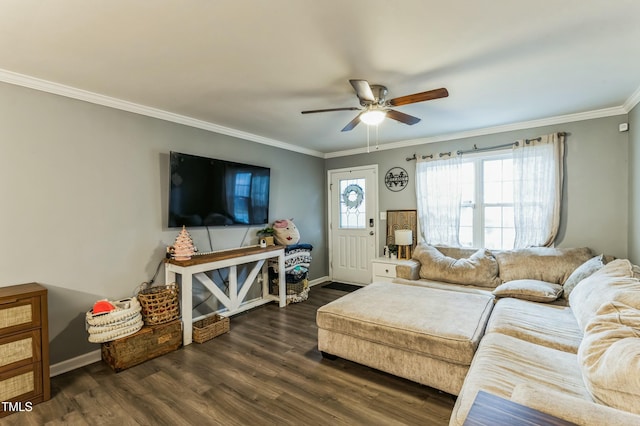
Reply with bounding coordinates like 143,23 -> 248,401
168,151 -> 270,227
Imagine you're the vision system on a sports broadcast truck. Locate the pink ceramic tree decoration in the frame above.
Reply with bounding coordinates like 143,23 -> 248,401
172,226 -> 196,260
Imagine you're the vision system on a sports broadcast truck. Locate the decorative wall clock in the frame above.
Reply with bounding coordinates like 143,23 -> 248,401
385,167 -> 409,191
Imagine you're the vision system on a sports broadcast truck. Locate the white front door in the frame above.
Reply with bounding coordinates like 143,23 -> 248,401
328,165 -> 378,284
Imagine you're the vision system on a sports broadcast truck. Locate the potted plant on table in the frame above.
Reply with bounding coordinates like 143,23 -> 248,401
388,244 -> 398,259
256,227 -> 276,246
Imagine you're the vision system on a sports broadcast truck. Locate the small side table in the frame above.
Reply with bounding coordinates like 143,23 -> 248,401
371,257 -> 415,283
463,390 -> 576,426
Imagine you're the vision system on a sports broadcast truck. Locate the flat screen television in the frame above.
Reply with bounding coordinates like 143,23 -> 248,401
168,151 -> 270,227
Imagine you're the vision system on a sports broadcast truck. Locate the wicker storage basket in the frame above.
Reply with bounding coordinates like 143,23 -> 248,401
192,314 -> 229,343
270,278 -> 309,296
101,319 -> 182,372
138,283 -> 180,325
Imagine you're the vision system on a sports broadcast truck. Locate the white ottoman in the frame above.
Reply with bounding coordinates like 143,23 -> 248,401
317,281 -> 494,395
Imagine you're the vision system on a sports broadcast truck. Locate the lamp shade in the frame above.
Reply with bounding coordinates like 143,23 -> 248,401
395,229 -> 413,246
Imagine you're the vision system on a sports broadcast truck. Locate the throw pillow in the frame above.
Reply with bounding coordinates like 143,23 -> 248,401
492,279 -> 564,302
494,247 -> 593,285
569,259 -> 640,331
578,301 -> 640,415
273,219 -> 300,245
413,244 -> 501,288
562,254 -> 605,299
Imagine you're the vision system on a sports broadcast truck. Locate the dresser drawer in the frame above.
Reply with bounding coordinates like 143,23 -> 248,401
0,296 -> 41,335
0,283 -> 49,415
372,262 -> 397,278
0,330 -> 41,372
0,362 -> 42,405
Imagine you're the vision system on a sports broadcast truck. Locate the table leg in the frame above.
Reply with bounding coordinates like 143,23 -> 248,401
181,273 -> 193,345
165,269 -> 176,287
278,252 -> 286,307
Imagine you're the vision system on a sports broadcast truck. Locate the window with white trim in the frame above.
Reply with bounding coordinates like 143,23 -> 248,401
459,151 -> 515,250
418,133 -> 563,249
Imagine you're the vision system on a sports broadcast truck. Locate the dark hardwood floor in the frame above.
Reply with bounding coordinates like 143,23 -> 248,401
4,285 -> 455,425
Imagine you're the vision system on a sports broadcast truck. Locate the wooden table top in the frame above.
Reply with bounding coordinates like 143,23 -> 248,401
164,244 -> 283,267
463,390 -> 576,426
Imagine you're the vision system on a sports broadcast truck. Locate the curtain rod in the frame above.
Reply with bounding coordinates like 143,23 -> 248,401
405,132 -> 566,161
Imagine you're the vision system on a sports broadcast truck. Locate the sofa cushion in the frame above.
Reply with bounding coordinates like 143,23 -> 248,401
569,259 -> 640,331
562,254 -> 605,299
485,298 -> 582,353
316,282 -> 494,366
412,244 -> 501,288
449,333 -> 589,426
494,247 -> 593,285
578,301 -> 640,415
492,279 -> 563,302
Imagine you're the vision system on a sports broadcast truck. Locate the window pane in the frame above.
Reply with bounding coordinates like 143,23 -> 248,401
503,206 -> 514,228
339,178 -> 366,229
480,157 -> 514,249
483,160 -> 502,182
460,206 -> 473,227
502,181 -> 514,203
502,158 -> 513,180
484,227 -> 502,250
484,206 -> 502,227
484,180 -> 502,203
459,227 -> 473,247
502,228 -> 515,250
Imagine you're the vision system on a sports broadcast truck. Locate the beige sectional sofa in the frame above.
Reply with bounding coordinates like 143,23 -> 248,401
317,244 -> 640,425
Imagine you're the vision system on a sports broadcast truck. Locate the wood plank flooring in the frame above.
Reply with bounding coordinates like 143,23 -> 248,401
4,285 -> 456,425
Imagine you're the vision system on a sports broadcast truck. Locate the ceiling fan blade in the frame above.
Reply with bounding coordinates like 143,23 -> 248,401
386,109 -> 421,125
349,79 -> 376,102
388,88 -> 449,107
301,107 -> 360,114
341,113 -> 363,132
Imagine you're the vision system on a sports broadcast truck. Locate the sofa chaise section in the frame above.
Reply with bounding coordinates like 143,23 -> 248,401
316,282 -> 494,395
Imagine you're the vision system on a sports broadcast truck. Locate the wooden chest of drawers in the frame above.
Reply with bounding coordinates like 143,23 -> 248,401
0,283 -> 49,417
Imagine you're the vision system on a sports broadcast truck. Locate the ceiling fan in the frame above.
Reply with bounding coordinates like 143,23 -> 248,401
301,79 -> 449,132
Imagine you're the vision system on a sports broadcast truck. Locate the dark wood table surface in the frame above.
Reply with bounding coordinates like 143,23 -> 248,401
463,390 -> 577,426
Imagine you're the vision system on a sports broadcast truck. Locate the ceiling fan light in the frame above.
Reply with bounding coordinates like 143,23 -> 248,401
360,110 -> 386,125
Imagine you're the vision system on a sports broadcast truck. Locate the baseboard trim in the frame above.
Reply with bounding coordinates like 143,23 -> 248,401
50,349 -> 102,377
50,276 -> 330,377
309,276 -> 330,287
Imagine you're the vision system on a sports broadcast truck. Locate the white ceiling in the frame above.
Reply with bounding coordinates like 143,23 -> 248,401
1,1 -> 639,157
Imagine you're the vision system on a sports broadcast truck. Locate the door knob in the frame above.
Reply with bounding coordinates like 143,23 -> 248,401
369,231 -> 374,235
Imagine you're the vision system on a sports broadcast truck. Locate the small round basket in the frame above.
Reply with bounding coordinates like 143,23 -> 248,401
137,282 -> 180,325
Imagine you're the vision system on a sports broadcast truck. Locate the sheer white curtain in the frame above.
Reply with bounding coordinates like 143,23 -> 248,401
415,154 -> 463,246
512,132 -> 565,247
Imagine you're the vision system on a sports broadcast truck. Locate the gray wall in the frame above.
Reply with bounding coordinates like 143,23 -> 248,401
629,104 -> 640,264
326,115 -> 630,259
0,82 -> 327,364
1,76 -> 634,368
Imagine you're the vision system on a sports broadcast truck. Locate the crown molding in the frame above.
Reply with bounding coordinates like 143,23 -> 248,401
324,106 -> 628,158
1,68 -> 636,160
624,85 -> 640,113
0,68 -> 325,158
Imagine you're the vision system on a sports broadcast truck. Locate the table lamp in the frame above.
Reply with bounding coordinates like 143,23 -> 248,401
395,229 -> 413,260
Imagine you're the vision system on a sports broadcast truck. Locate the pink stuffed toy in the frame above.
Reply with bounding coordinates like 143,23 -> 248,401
273,219 -> 300,245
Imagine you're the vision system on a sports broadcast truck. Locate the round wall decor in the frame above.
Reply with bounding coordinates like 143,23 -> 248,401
385,167 -> 409,191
